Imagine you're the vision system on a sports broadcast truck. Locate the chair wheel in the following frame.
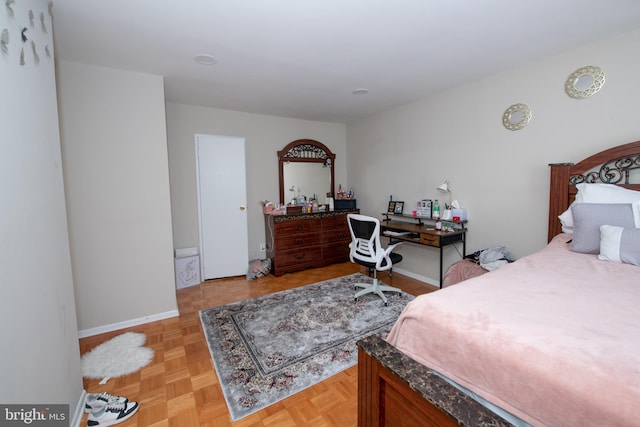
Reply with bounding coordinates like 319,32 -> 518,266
384,302 -> 388,307
354,297 -> 358,302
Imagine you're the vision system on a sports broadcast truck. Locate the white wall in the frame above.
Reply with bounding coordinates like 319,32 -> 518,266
166,103 -> 347,260
347,29 -> 640,285
0,0 -> 84,418
57,61 -> 178,333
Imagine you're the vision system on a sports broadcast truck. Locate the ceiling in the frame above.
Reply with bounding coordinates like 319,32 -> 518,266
51,0 -> 640,124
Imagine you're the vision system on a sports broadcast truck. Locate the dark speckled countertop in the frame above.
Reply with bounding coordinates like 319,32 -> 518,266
357,334 -> 515,427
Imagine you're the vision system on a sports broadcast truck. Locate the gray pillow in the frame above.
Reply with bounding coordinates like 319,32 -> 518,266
570,203 -> 636,254
598,225 -> 640,266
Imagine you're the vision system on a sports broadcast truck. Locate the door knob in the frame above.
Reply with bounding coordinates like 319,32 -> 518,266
239,205 -> 246,211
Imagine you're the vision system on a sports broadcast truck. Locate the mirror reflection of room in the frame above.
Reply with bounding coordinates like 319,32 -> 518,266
284,162 -> 330,205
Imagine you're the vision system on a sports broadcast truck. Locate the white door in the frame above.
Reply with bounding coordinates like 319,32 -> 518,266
196,134 -> 249,280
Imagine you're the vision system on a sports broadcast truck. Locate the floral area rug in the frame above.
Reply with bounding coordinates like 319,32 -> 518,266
199,272 -> 414,421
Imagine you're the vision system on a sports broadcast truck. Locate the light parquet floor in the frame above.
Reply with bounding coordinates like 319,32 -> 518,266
79,262 -> 437,426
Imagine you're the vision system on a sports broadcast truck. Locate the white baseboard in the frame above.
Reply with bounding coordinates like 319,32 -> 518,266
391,267 -> 439,289
70,390 -> 86,427
78,309 -> 180,338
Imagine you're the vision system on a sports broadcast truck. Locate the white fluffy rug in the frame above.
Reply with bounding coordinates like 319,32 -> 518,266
82,332 -> 154,384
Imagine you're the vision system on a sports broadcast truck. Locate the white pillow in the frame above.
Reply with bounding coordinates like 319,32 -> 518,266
558,183 -> 640,234
598,224 -> 640,266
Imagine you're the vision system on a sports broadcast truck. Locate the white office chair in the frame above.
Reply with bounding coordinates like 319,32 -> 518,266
347,214 -> 403,305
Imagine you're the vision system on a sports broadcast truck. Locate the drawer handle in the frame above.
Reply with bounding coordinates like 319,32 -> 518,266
338,232 -> 348,239
295,238 -> 305,245
294,253 -> 306,260
293,225 -> 305,231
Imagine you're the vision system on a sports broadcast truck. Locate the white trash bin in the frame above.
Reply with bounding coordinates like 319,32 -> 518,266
174,248 -> 200,289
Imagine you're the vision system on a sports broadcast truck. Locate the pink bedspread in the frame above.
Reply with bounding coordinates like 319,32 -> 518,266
387,234 -> 640,427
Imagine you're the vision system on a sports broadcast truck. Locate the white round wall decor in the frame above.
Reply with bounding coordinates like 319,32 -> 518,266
502,103 -> 532,131
565,65 -> 605,99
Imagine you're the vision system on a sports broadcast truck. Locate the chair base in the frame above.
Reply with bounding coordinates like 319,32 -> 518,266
354,278 -> 402,305
367,267 -> 394,277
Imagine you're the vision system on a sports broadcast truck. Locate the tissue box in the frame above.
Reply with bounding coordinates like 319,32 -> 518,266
452,208 -> 468,221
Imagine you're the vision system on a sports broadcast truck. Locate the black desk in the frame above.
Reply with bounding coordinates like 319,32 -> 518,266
380,214 -> 467,288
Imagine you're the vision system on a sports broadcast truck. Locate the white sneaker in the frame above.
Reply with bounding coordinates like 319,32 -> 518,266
87,401 -> 139,427
84,392 -> 128,413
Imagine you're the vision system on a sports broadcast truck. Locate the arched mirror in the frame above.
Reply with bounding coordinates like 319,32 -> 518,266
279,139 -> 335,204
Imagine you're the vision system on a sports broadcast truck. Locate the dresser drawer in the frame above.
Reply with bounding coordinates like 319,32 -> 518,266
276,247 -> 323,267
274,218 -> 321,235
321,228 -> 351,244
420,233 -> 440,247
273,233 -> 321,250
323,242 -> 351,263
322,214 -> 349,230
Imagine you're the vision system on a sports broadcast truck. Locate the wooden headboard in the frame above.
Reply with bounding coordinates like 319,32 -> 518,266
548,140 -> 640,241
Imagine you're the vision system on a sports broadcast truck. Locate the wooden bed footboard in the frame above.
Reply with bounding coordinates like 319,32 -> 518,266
357,335 -> 514,427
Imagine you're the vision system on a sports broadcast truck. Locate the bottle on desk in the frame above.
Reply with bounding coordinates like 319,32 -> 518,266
433,199 -> 440,219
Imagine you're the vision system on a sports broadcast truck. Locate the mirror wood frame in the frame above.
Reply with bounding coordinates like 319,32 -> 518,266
278,139 -> 335,204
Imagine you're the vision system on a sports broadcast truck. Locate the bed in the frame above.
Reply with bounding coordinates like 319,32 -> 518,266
357,140 -> 640,427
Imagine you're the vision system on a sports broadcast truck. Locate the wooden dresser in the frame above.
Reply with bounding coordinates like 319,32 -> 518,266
264,210 -> 358,276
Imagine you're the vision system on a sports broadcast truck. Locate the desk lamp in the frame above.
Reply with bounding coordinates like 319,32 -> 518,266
436,180 -> 452,208
437,180 -> 454,220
